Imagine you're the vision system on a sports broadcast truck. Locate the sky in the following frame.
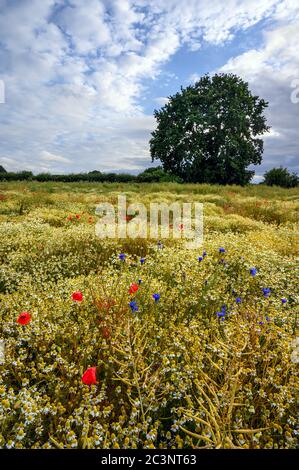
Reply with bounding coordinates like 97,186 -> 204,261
0,0 -> 298,182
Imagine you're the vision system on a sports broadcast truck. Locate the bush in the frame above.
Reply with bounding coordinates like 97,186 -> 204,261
263,167 -> 298,188
137,167 -> 183,183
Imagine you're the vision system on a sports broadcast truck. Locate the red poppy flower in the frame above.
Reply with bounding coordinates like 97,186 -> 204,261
67,215 -> 73,221
128,283 -> 139,295
72,291 -> 83,302
102,327 -> 110,338
179,223 -> 184,231
82,367 -> 97,385
17,312 -> 31,325
75,214 -> 80,219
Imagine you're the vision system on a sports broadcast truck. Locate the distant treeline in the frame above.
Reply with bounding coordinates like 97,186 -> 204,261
0,165 -> 297,187
0,167 -> 182,183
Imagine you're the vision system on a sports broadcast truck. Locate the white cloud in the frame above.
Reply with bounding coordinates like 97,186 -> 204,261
56,0 -> 111,55
263,129 -> 281,139
189,73 -> 202,84
40,151 -> 71,163
219,3 -> 299,175
0,0 -> 298,175
252,174 -> 264,183
0,156 -> 19,168
154,97 -> 169,107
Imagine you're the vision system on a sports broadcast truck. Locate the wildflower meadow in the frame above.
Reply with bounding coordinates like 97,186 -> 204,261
0,181 -> 298,449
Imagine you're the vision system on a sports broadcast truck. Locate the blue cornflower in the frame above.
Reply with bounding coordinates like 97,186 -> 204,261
202,251 -> 207,257
236,297 -> 242,304
281,298 -> 287,304
250,267 -> 257,276
152,293 -> 160,303
119,253 -> 126,261
198,256 -> 203,262
216,311 -> 226,318
221,304 -> 231,319
266,316 -> 270,322
129,301 -> 138,312
219,247 -> 226,253
138,279 -> 142,284
216,305 -> 227,318
262,288 -> 271,298
140,258 -> 145,264
259,321 -> 264,325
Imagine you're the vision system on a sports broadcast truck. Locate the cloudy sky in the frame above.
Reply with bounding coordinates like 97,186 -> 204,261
0,0 -> 298,181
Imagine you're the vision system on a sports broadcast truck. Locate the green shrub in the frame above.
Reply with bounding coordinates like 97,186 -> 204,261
263,167 -> 298,188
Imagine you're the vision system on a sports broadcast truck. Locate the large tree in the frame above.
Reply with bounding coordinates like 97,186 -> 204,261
150,73 -> 270,185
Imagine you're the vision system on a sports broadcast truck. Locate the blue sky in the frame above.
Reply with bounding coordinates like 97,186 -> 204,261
143,23 -> 268,114
0,0 -> 298,181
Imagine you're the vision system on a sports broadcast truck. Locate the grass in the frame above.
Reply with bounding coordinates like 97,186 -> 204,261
0,182 -> 298,449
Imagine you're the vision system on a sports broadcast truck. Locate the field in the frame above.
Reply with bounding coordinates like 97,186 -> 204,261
0,181 -> 298,449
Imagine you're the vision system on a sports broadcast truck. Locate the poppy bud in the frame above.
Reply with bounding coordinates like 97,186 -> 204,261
102,327 -> 110,338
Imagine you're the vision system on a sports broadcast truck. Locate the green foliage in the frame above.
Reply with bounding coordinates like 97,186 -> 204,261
0,165 -> 7,173
33,172 -> 137,183
150,73 -> 270,185
137,167 -> 183,183
263,167 -> 299,188
0,168 -> 183,184
0,171 -> 33,181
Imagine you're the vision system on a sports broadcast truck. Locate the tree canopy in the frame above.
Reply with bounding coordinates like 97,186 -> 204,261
150,73 -> 270,185
263,167 -> 298,188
